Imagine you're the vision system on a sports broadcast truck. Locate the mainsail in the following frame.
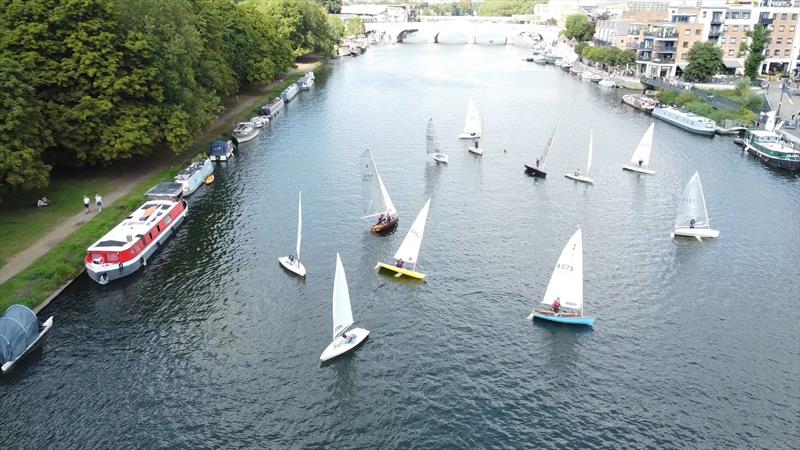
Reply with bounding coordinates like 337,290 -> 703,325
630,123 -> 654,166
394,199 -> 431,269
586,131 -> 593,174
296,192 -> 302,261
541,229 -> 584,313
426,119 -> 441,154
360,149 -> 396,218
332,253 -> 354,339
538,122 -> 559,168
463,100 -> 482,136
675,172 -> 711,229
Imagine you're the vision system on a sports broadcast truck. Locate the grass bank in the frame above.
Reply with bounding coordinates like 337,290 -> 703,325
0,64 -> 321,312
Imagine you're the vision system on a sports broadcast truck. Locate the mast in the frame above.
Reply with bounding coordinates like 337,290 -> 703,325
697,174 -> 710,228
296,191 -> 302,261
586,130 -> 593,174
540,122 -> 559,168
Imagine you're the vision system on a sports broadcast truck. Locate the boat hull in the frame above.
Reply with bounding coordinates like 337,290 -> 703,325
622,165 -> 655,175
1,316 -> 53,373
746,146 -> 800,172
528,310 -> 595,326
565,173 -> 593,184
672,227 -> 720,238
524,165 -> 547,178
432,153 -> 449,164
458,133 -> 481,140
376,262 -> 426,279
468,146 -> 483,155
232,129 -> 259,143
320,328 -> 369,362
371,216 -> 398,234
278,257 -> 306,277
652,108 -> 715,136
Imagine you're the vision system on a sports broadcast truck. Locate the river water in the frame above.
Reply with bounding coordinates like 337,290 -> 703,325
2,45 -> 799,448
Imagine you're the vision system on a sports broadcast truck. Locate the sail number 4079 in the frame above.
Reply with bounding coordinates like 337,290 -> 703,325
556,263 -> 573,271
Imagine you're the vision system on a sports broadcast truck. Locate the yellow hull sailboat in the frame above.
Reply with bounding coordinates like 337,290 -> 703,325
375,262 -> 426,279
376,199 -> 431,280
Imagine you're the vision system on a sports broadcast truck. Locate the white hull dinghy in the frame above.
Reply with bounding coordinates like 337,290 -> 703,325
426,119 -> 448,163
376,199 -> 431,280
458,99 -> 482,140
622,123 -> 656,174
565,131 -> 594,184
278,191 -> 307,277
320,254 -> 369,362
672,172 -> 719,239
527,229 -> 595,326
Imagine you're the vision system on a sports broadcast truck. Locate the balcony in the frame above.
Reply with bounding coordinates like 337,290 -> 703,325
655,45 -> 677,53
709,27 -> 722,37
636,55 -> 652,62
644,31 -> 678,39
638,42 -> 653,49
653,57 -> 675,64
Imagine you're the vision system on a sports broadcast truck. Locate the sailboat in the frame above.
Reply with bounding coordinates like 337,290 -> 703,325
622,123 -> 655,174
457,99 -> 482,140
361,148 -> 398,233
278,191 -> 306,277
467,116 -> 486,156
525,122 -> 559,178
376,199 -> 431,280
527,229 -> 595,326
672,172 -> 719,239
426,119 -> 448,164
320,253 -> 370,362
565,131 -> 594,184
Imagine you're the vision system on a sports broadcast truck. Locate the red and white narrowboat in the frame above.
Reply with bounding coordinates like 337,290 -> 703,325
85,183 -> 188,285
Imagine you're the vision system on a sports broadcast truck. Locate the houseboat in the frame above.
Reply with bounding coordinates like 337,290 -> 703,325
209,139 -> 234,161
174,158 -> 214,196
743,129 -> 800,171
85,183 -> 188,285
652,106 -> 716,136
622,94 -> 657,113
297,73 -> 315,90
232,122 -> 259,143
261,97 -> 284,119
281,83 -> 299,103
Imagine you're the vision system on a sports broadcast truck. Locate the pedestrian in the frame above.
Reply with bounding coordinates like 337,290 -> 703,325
95,193 -> 103,212
83,195 -> 90,214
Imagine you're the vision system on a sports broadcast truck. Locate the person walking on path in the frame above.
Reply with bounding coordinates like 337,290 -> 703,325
83,195 -> 91,214
95,194 -> 103,212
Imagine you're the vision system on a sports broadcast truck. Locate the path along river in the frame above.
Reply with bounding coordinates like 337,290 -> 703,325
2,44 -> 798,448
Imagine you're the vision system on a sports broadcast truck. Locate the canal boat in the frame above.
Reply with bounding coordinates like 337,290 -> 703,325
458,99 -> 482,140
672,172 -> 719,239
209,139 -> 234,161
525,122 -> 559,178
622,94 -> 657,113
297,73 -> 314,90
232,122 -> 259,143
278,192 -> 306,277
320,254 -> 369,362
565,131 -> 594,184
361,148 -> 398,233
1,305 -> 53,374
281,83 -> 299,103
376,199 -> 431,280
652,106 -> 715,136
250,116 -> 269,128
527,229 -> 595,326
260,97 -> 284,119
742,129 -> 800,172
622,123 -> 656,174
174,158 -> 213,197
85,183 -> 188,285
426,119 -> 448,163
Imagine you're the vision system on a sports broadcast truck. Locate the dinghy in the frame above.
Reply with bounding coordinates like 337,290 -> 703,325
458,99 -> 482,140
376,199 -> 431,280
672,172 -> 719,239
204,175 -> 215,185
525,122 -> 559,178
622,123 -> 655,174
426,119 -> 448,164
565,130 -> 594,184
278,191 -> 307,276
1,304 -> 53,373
467,117 -> 486,155
361,149 -> 398,233
320,254 -> 370,362
527,229 -> 595,326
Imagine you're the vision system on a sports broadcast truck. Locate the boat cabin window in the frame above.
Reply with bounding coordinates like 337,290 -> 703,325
160,205 -> 170,210
164,215 -> 172,226
96,240 -> 126,247
156,225 -> 161,233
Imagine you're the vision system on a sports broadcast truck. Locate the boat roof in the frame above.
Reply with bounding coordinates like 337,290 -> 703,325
145,182 -> 183,201
175,160 -> 207,180
234,122 -> 254,130
87,200 -> 179,251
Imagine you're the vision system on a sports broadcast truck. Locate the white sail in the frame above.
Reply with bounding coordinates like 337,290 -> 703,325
332,253 -> 354,339
629,123 -> 654,166
426,119 -> 440,154
539,122 -> 559,168
463,99 -> 482,136
541,229 -> 584,313
393,199 -> 431,269
586,131 -> 593,174
675,172 -> 711,229
296,192 -> 302,261
360,149 -> 396,218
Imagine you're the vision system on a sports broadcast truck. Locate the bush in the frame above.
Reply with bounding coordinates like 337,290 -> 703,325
657,90 -> 678,104
734,77 -> 752,96
675,91 -> 699,106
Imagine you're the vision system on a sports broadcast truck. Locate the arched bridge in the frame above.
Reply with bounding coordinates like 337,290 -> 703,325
367,17 -> 560,46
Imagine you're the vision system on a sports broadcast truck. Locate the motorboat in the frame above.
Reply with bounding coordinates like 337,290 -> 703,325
622,94 -> 657,113
174,158 -> 213,196
281,83 -> 299,103
297,72 -> 315,90
209,139 -> 234,161
250,116 -> 269,128
232,122 -> 259,143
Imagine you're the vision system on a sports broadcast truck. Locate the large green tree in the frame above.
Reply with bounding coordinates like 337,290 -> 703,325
318,0 -> 341,14
742,24 -> 770,80
346,17 -> 365,37
683,41 -> 722,82
562,14 -> 594,42
477,0 -> 543,16
250,0 -> 338,57
581,46 -> 634,69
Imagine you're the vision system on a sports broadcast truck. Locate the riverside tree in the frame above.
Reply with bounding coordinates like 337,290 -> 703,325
477,0 -> 543,16
250,0 -> 339,57
683,41 -> 723,82
742,24 -> 770,79
562,14 -> 595,42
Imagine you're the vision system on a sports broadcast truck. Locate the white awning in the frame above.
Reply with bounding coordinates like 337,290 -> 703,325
723,60 -> 742,69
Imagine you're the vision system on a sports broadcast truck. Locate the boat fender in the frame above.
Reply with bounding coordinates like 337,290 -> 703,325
119,263 -> 124,271
142,257 -> 147,267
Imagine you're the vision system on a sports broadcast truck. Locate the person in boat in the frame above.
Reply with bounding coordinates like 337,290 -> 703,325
377,213 -> 385,224
638,159 -> 644,167
288,254 -> 295,262
552,298 -> 561,314
689,218 -> 696,229
535,158 -> 540,168
574,169 -> 581,177
395,259 -> 405,268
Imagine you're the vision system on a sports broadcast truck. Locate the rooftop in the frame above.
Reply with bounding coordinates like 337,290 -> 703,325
88,200 -> 178,251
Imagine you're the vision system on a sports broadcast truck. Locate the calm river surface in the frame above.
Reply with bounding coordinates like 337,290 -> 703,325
2,45 -> 799,448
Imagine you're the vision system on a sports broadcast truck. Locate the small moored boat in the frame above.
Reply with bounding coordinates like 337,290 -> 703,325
232,122 -> 259,143
672,172 -> 719,239
281,83 -> 299,103
0,304 -> 53,374
209,139 -> 234,162
598,78 -> 616,88
297,72 -> 315,90
204,175 -> 214,185
174,158 -> 214,196
260,97 -> 284,119
250,116 -> 269,128
622,94 -> 657,113
652,106 -> 715,136
376,199 -> 431,280
320,254 -> 370,362
743,128 -> 800,172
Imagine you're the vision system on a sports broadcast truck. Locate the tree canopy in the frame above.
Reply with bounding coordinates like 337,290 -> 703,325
346,17 -> 365,37
249,0 -> 338,58
477,0 -> 543,16
562,14 -> 595,42
683,41 -> 723,82
420,2 -> 473,16
742,24 -> 770,80
581,46 -> 634,68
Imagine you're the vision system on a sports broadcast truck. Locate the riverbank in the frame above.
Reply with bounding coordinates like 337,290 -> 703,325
0,61 -> 322,313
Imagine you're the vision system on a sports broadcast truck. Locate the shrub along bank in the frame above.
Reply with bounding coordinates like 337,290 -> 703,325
656,90 -> 757,125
